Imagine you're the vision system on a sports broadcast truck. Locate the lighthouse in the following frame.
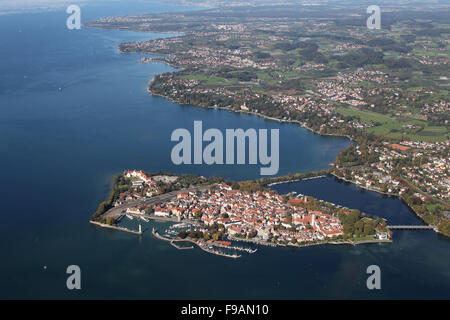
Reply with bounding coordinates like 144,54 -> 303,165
139,224 -> 142,234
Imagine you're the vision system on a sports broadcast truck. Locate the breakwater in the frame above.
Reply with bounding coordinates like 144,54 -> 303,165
90,220 -> 142,235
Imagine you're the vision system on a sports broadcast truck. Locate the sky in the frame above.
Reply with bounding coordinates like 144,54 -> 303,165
0,0 -> 444,16
0,0 -> 85,14
0,0 -> 139,15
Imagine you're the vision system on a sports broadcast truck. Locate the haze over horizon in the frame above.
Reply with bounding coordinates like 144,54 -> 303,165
1,0 -> 446,15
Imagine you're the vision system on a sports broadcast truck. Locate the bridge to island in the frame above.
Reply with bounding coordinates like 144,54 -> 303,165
387,225 -> 434,231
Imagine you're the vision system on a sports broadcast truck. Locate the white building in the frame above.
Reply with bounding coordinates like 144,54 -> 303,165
154,208 -> 171,217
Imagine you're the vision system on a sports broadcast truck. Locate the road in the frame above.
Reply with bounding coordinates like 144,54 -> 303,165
103,184 -> 216,219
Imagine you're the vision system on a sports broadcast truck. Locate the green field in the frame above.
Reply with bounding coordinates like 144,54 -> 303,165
336,107 -> 449,142
413,48 -> 449,58
183,74 -> 238,86
336,107 -> 393,124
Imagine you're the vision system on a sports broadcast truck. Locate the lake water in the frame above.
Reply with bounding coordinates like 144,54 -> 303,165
0,1 -> 448,299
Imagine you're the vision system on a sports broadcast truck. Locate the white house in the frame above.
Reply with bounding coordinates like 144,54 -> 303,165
154,208 -> 171,217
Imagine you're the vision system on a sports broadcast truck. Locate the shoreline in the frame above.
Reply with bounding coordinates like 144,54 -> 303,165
327,172 -> 438,232
147,83 -> 355,144
143,62 -> 447,237
144,76 -> 441,239
90,30 -> 445,247
267,171 -> 439,234
151,226 -> 392,258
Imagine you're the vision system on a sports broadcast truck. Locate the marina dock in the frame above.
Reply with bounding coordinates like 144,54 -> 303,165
152,228 -> 241,258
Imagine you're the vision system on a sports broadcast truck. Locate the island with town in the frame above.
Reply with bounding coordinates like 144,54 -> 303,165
86,0 -> 449,254
90,170 -> 392,258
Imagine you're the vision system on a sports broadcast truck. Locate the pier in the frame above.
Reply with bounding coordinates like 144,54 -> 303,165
267,175 -> 326,187
387,225 -> 434,231
90,221 -> 143,235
